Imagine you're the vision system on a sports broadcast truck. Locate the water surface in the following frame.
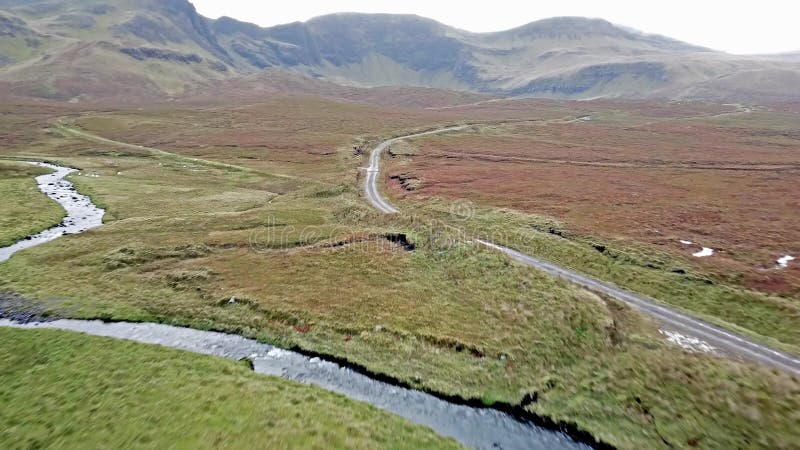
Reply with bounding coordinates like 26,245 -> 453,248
0,162 -> 105,262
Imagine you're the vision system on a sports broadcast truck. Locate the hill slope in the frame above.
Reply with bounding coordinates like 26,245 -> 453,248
1,0 -> 799,102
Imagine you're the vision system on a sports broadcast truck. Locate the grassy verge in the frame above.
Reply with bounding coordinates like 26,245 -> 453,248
0,327 -> 461,449
411,199 -> 800,353
0,161 -> 65,247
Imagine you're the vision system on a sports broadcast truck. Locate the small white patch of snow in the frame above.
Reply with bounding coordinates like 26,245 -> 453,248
693,247 -> 714,258
679,240 -> 693,245
777,255 -> 795,268
660,330 -> 717,353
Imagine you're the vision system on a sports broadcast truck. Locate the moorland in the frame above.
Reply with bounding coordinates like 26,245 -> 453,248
1,1 -> 800,448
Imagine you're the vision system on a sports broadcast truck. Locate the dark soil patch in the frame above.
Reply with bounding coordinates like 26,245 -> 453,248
384,233 -> 416,251
389,173 -> 422,191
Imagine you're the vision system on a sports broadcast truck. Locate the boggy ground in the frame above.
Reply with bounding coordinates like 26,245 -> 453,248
1,97 -> 799,449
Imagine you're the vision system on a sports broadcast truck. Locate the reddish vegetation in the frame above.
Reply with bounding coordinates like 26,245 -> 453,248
3,93 -> 797,295
391,104 -> 800,295
294,324 -> 312,334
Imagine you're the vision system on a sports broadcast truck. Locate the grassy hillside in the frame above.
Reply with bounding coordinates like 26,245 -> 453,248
0,0 -> 233,100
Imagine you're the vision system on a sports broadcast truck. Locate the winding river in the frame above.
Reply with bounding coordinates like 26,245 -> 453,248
0,162 -> 589,449
0,162 -> 104,262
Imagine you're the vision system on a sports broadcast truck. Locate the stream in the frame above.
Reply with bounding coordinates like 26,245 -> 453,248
0,162 -> 105,263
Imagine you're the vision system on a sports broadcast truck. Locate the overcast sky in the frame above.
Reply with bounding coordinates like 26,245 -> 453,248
191,0 -> 798,55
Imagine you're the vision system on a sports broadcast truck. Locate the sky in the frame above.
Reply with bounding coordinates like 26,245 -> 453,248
190,0 -> 799,55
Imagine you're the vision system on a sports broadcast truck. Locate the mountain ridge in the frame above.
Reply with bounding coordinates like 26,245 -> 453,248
0,0 -> 798,102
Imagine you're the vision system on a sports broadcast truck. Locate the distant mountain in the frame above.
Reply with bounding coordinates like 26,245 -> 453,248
1,0 -> 799,103
0,0 -> 235,100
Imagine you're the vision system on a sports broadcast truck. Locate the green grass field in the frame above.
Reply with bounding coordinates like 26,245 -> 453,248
0,327 -> 460,449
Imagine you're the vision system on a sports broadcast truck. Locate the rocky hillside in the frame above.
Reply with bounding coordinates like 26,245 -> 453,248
0,0 -> 234,100
1,0 -> 799,102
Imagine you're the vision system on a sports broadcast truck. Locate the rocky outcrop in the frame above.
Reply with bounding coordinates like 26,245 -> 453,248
229,41 -> 271,69
115,15 -> 185,44
120,47 -> 202,64
217,18 -> 322,68
114,0 -> 231,64
212,16 -> 267,39
215,13 -> 470,74
155,0 -> 231,64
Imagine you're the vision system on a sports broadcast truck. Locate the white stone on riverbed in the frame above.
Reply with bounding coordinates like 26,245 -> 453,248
266,348 -> 290,359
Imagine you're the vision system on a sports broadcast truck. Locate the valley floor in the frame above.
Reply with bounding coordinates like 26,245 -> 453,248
0,95 -> 799,449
